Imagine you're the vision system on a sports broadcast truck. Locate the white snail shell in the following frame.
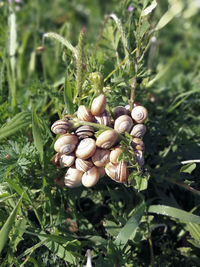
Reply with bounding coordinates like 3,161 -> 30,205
110,146 -> 122,164
105,160 -> 129,183
134,150 -> 144,166
131,106 -> 148,123
81,166 -> 100,187
114,115 -> 133,134
75,138 -> 96,159
96,130 -> 118,149
54,134 -> 78,154
92,148 -> 110,167
77,105 -> 94,122
131,137 -> 145,151
64,167 -> 83,188
95,109 -> 111,126
130,124 -> 146,138
51,119 -> 71,134
75,158 -> 94,172
91,94 -> 106,116
75,125 -> 94,140
60,153 -> 75,168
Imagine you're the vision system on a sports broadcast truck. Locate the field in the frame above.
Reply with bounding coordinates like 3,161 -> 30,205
0,0 -> 200,266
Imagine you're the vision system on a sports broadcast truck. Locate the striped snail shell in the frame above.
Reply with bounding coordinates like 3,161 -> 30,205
91,148 -> 110,167
54,134 -> 78,154
75,125 -> 94,140
60,153 -> 75,168
96,130 -> 118,149
130,124 -> 146,138
105,160 -> 129,183
64,167 -> 83,188
52,153 -> 62,167
75,138 -> 96,160
114,115 -> 133,134
131,106 -> 148,123
91,94 -> 106,116
131,137 -> 145,151
75,158 -> 94,172
77,105 -> 94,122
110,146 -> 122,164
81,166 -> 100,187
95,109 -> 111,126
51,119 -> 71,134
113,106 -> 129,120
134,150 -> 144,166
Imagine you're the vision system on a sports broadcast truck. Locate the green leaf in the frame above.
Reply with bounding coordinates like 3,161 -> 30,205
180,163 -> 196,174
114,202 -> 146,248
64,70 -> 74,114
32,105 -> 44,165
148,205 -> 200,224
0,195 -> 23,254
0,112 -> 31,140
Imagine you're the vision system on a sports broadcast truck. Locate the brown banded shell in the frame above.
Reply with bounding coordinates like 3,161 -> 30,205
131,137 -> 144,151
134,150 -> 144,166
113,106 -> 129,120
81,166 -> 100,187
51,119 -> 71,134
75,125 -> 94,140
64,167 -> 83,188
77,105 -> 94,122
105,161 -> 129,183
91,148 -> 110,167
114,115 -> 133,134
60,153 -> 75,168
91,94 -> 106,116
52,153 -> 62,167
110,146 -> 122,164
95,109 -> 111,126
130,124 -> 146,138
54,134 -> 78,154
75,158 -> 94,172
131,106 -> 148,123
75,138 -> 96,159
96,130 -> 118,149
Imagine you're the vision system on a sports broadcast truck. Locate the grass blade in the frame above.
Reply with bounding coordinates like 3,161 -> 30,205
0,194 -> 23,254
148,205 -> 200,224
64,70 -> 74,114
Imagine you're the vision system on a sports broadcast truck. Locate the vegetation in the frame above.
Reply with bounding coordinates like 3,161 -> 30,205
0,0 -> 200,266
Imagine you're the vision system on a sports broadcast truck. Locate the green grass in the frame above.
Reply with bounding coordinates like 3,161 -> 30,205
0,0 -> 200,266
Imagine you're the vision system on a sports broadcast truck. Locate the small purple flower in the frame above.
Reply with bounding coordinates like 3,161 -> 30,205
127,6 -> 134,12
8,0 -> 21,4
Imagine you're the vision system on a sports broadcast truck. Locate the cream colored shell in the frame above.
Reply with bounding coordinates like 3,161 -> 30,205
64,167 -> 83,188
96,130 -> 118,149
75,138 -> 96,159
130,124 -> 146,138
114,115 -> 133,134
51,119 -> 71,135
54,134 -> 78,154
75,158 -> 93,172
81,166 -> 100,187
131,106 -> 148,123
77,105 -> 94,122
91,94 -> 106,116
60,153 -> 75,167
92,148 -> 110,167
110,146 -> 122,164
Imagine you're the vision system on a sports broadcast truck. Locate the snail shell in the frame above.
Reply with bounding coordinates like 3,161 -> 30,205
96,130 -> 118,149
110,146 -> 122,164
75,158 -> 94,172
131,137 -> 144,151
75,138 -> 96,159
113,106 -> 130,120
64,167 -> 83,188
130,124 -> 146,138
91,94 -> 106,116
105,161 -> 129,183
77,105 -> 94,122
54,134 -> 78,154
134,150 -> 144,166
114,115 -> 133,134
92,148 -> 110,167
60,153 -> 75,168
131,106 -> 148,123
81,166 -> 100,187
95,109 -> 111,126
75,125 -> 94,140
51,119 -> 71,134
52,153 -> 62,167
98,166 -> 106,178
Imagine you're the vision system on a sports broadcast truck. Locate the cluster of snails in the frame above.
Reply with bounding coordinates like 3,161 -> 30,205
51,94 -> 148,188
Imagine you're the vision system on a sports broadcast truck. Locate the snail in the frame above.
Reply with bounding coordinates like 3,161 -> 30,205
130,124 -> 146,138
75,125 -> 94,140
81,166 -> 100,187
98,166 -> 106,178
110,146 -> 122,164
131,137 -> 144,151
77,105 -> 94,122
75,138 -> 96,159
131,106 -> 148,123
94,109 -> 111,126
54,134 -> 78,154
91,148 -> 110,167
64,167 -> 83,188
91,94 -> 106,116
52,152 -> 62,167
51,119 -> 71,134
134,150 -> 144,166
75,158 -> 94,172
114,115 -> 133,134
96,130 -> 118,149
60,153 -> 75,168
113,106 -> 130,120
105,160 -> 129,183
